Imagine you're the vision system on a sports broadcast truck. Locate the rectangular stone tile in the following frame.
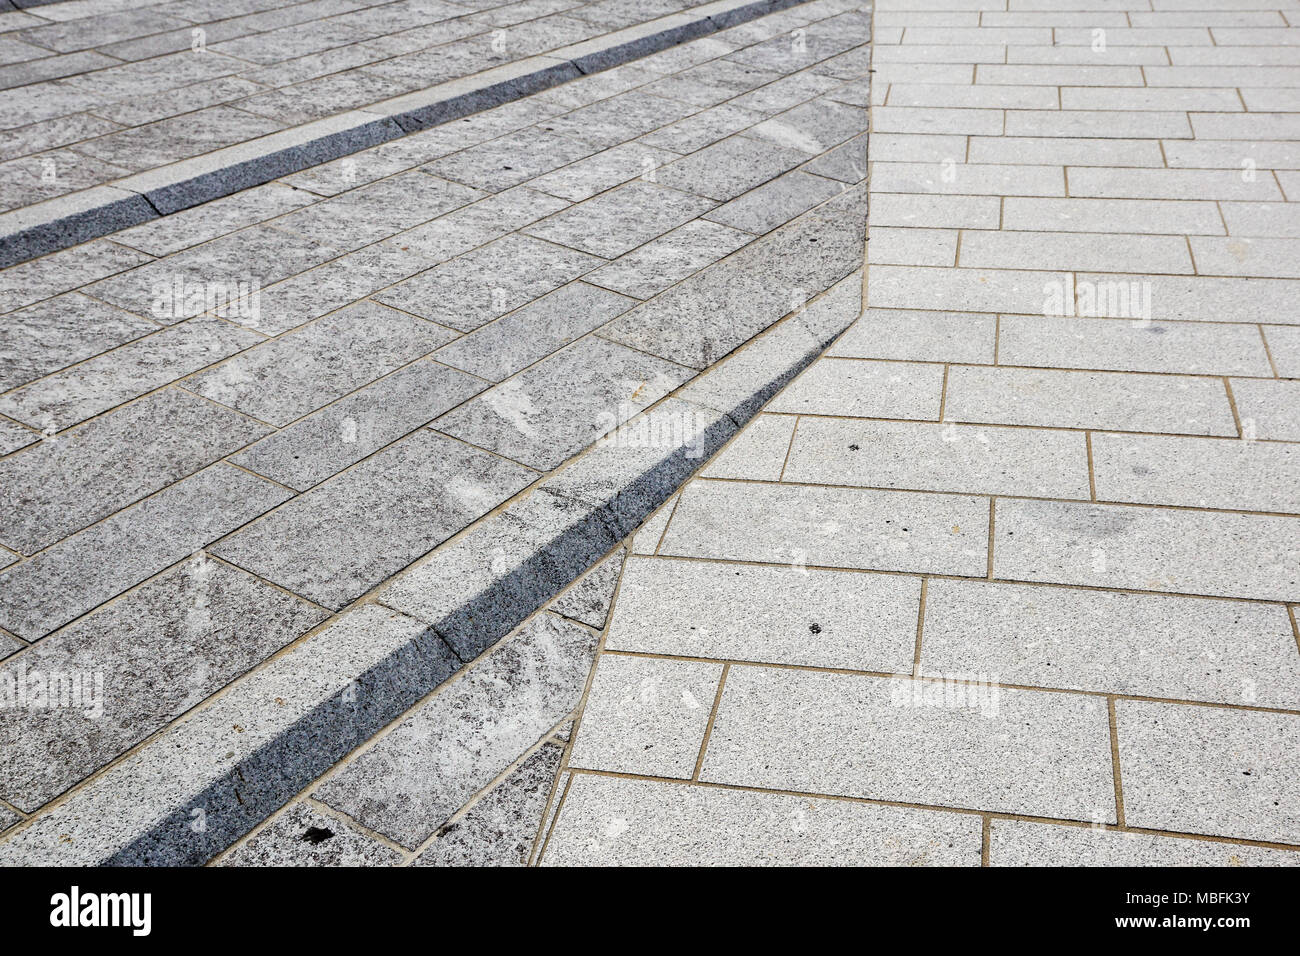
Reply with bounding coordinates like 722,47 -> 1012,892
522,180 -> 715,258
784,419 -> 1091,499
414,740 -> 564,868
704,169 -> 844,235
582,219 -> 753,300
1192,112 -> 1300,142
736,70 -> 847,114
655,133 -> 809,201
944,367 -> 1237,436
1264,325 -> 1300,378
0,316 -> 263,432
1221,202 -> 1300,239
1093,432 -> 1300,513
0,418 -> 37,457
605,557 -> 920,672
112,183 -> 315,257
1231,379 -> 1300,441
742,97 -> 870,155
1068,167 -> 1281,202
542,774 -> 983,866
876,162 -> 1068,199
872,43 -> 1006,65
0,293 -> 158,393
887,82 -> 1057,110
568,654 -> 722,778
1117,700 -> 1300,844
314,613 -> 596,849
1061,86 -> 1244,111
872,106 -> 1004,136
766,357 -> 945,420
998,314 -> 1273,376
1241,87 -> 1300,112
1075,272 -> 1300,326
213,429 -> 535,609
989,819 -> 1299,867
0,463 -> 292,640
924,579 -> 1300,709
828,309 -> 994,365
868,226 -> 957,267
869,193 -> 1000,230
1002,197 -> 1225,237
1191,236 -> 1300,279
433,281 -> 636,382
72,106 -> 285,174
549,545 -> 622,631
994,498 -> 1300,602
0,558 -> 327,812
1165,139 -> 1300,171
434,335 -> 692,470
961,229 -> 1193,274
186,301 -> 454,426
967,135 -> 1165,167
526,141 -> 680,202
0,388 -> 269,555
701,413 -> 795,481
869,132 -> 968,164
659,479 -> 990,577
700,666 -> 1116,821
1004,110 -> 1191,139
229,359 -> 485,491
394,185 -> 570,263
374,234 -> 602,332
222,802 -> 402,867
534,89 -> 698,148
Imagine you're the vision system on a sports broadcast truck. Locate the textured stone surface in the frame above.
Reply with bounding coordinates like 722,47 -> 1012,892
223,803 -> 402,868
315,613 -> 596,849
606,557 -> 920,671
989,820 -> 1299,867
550,549 -> 625,629
543,774 -> 983,866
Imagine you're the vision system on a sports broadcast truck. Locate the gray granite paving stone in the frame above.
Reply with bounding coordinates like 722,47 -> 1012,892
828,308 -> 995,364
923,579 -> 1300,710
186,301 -> 454,426
0,293 -> 158,393
315,613 -> 596,849
656,133 -> 808,200
701,412 -> 794,480
0,316 -> 263,432
0,464 -> 292,640
703,168 -> 843,234
214,429 -> 535,609
733,69 -> 846,114
997,314 -> 1273,377
802,131 -> 866,182
426,127 -> 599,192
379,486 -> 619,660
1231,379 -> 1300,442
543,89 -> 699,148
630,493 -> 676,555
0,418 -> 36,457
223,802 -> 402,867
766,357 -> 944,420
606,557 -> 920,671
543,773 -> 982,866
638,102 -> 768,153
0,805 -> 17,834
435,282 -> 636,382
0,558 -> 327,812
0,603 -> 458,865
944,367 -> 1238,437
523,180 -> 716,258
646,58 -> 784,107
0,241 -> 152,315
989,820 -> 1299,867
374,233 -> 601,332
568,653 -> 723,778
600,184 -> 866,368
434,335 -> 693,470
1264,324 -> 1300,377
784,419 -> 1091,498
73,106 -> 286,174
744,96 -> 868,155
659,479 -> 989,577
414,741 -> 564,867
1117,700 -> 1300,844
526,141 -> 681,202
0,388 -> 269,555
112,183 -> 316,258
1092,433 -> 1300,513
230,358 -> 487,491
994,498 -> 1300,603
583,218 -> 752,299
700,665 -> 1117,821
396,184 -> 570,262
550,548 -> 624,629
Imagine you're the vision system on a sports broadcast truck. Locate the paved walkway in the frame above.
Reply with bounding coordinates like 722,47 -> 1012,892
540,0 -> 1300,865
0,0 -> 734,217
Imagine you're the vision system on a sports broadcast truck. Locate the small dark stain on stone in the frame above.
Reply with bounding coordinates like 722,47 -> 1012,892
809,623 -> 822,634
848,444 -> 860,451
300,826 -> 334,845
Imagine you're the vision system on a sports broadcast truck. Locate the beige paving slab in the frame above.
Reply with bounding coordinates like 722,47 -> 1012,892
765,357 -> 945,420
868,265 -> 1068,314
699,665 -> 1118,822
1067,166 -> 1283,201
871,161 -> 1065,197
658,479 -> 991,577
869,192 -> 1001,229
828,308 -> 997,364
967,136 -> 1165,167
1001,197 -> 1225,236
959,230 -> 1195,274
604,557 -> 921,671
869,133 -> 970,164
1004,110 -> 1193,139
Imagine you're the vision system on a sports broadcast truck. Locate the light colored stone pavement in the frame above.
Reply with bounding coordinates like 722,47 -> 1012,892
540,0 -> 1300,866
0,0 -> 869,864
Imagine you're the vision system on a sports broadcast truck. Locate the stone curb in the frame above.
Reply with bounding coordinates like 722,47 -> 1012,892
0,269 -> 863,866
0,0 -> 812,269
